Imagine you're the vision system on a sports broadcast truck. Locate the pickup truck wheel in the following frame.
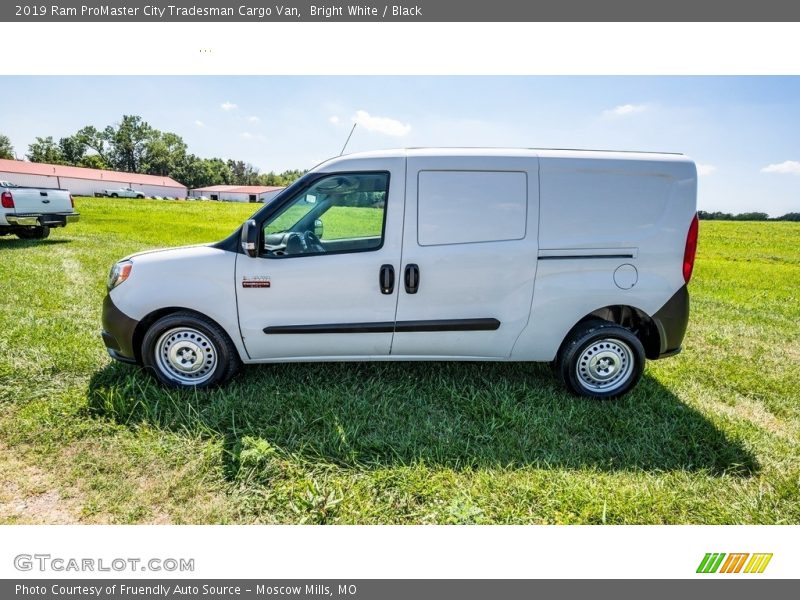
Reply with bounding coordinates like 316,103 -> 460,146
141,312 -> 240,389
556,319 -> 644,399
16,226 -> 50,240
136,194 -> 144,199
111,193 -> 118,198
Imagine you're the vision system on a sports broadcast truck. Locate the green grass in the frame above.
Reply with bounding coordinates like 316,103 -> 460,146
266,204 -> 383,240
320,206 -> 383,239
1,198 -> 798,524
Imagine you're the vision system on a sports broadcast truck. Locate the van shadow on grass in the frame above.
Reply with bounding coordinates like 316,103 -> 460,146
87,360 -> 759,478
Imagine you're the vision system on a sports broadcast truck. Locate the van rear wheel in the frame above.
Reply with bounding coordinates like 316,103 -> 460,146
141,311 -> 240,389
556,319 -> 645,399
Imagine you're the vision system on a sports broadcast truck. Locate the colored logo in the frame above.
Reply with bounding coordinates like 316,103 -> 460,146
696,553 -> 773,574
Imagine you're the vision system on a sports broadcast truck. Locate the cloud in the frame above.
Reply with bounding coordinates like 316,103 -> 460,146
602,103 -> 648,118
352,110 -> 411,136
696,163 -> 716,176
220,101 -> 238,111
247,116 -> 260,123
194,120 -> 205,128
329,115 -> 340,124
761,160 -> 800,175
240,132 -> 265,141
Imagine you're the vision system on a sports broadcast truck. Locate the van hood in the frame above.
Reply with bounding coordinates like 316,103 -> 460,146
122,243 -> 214,262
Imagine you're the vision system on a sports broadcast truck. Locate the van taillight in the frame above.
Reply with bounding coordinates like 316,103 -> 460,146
1,191 -> 13,209
69,194 -> 74,208
683,213 -> 699,283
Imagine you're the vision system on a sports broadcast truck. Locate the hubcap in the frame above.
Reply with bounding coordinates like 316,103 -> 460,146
576,338 -> 634,393
155,327 -> 217,385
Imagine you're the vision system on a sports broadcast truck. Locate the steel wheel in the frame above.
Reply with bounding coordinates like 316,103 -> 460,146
575,338 -> 634,394
154,327 -> 218,385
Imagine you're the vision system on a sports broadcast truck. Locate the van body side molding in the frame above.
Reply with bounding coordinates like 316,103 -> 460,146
538,247 -> 638,260
396,318 -> 500,332
263,318 -> 501,334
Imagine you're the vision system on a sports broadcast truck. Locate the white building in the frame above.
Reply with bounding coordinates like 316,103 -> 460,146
0,158 -> 187,198
189,185 -> 285,203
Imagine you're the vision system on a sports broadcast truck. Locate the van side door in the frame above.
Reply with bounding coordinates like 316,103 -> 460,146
235,160 -> 405,360
392,155 -> 539,358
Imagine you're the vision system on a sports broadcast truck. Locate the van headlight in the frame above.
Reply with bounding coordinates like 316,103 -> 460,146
107,260 -> 133,291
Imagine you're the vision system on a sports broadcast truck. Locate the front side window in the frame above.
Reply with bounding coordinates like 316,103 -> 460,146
262,172 -> 389,257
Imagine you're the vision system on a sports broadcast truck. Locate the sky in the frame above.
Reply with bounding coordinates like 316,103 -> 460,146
0,76 -> 798,216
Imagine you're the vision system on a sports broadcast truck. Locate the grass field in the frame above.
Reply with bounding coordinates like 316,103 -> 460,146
0,197 -> 798,524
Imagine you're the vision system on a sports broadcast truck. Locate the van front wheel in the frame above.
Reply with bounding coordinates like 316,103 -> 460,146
142,312 -> 240,389
556,320 -> 645,399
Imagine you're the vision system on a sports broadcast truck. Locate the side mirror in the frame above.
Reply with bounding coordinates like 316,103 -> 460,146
240,219 -> 259,258
313,219 -> 324,238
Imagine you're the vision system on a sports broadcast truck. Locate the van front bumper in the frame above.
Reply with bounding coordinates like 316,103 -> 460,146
6,212 -> 80,227
652,285 -> 690,359
101,294 -> 139,364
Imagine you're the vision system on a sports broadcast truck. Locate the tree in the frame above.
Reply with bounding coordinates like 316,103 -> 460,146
27,136 -> 66,164
203,158 -> 233,185
733,212 -> 769,221
79,154 -> 108,170
226,159 -> 261,185
143,131 -> 188,176
105,115 -> 154,173
74,126 -> 110,165
0,134 -> 14,160
73,116 -> 154,173
259,169 -> 305,186
20,114 -> 306,189
175,155 -> 233,189
58,135 -> 87,165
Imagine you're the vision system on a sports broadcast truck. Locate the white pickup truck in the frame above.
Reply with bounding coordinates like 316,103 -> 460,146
0,181 -> 80,240
102,187 -> 145,198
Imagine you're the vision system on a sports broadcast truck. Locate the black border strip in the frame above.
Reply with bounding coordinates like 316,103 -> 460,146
264,322 -> 394,334
538,254 -> 634,260
263,318 -> 500,334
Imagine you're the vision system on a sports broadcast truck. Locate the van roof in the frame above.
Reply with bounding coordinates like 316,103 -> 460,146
328,147 -> 690,162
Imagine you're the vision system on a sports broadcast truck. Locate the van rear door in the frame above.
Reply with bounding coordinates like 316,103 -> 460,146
391,155 -> 539,358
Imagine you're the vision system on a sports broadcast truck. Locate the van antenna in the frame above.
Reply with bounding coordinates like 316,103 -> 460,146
340,123 -> 357,155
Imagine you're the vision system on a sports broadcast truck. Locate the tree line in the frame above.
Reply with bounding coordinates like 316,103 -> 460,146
698,210 -> 800,222
0,117 -> 305,189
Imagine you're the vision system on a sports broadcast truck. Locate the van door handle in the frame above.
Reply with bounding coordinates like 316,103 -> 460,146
379,264 -> 395,294
404,264 -> 420,294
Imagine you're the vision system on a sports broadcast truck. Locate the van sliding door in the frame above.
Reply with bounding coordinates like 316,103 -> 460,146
391,155 -> 539,358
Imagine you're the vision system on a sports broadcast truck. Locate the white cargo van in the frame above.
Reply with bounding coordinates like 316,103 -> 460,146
102,148 -> 698,398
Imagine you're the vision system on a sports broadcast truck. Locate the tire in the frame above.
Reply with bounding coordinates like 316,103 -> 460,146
111,193 -> 118,198
556,319 -> 645,399
136,195 -> 144,199
141,311 -> 241,389
16,226 -> 50,240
